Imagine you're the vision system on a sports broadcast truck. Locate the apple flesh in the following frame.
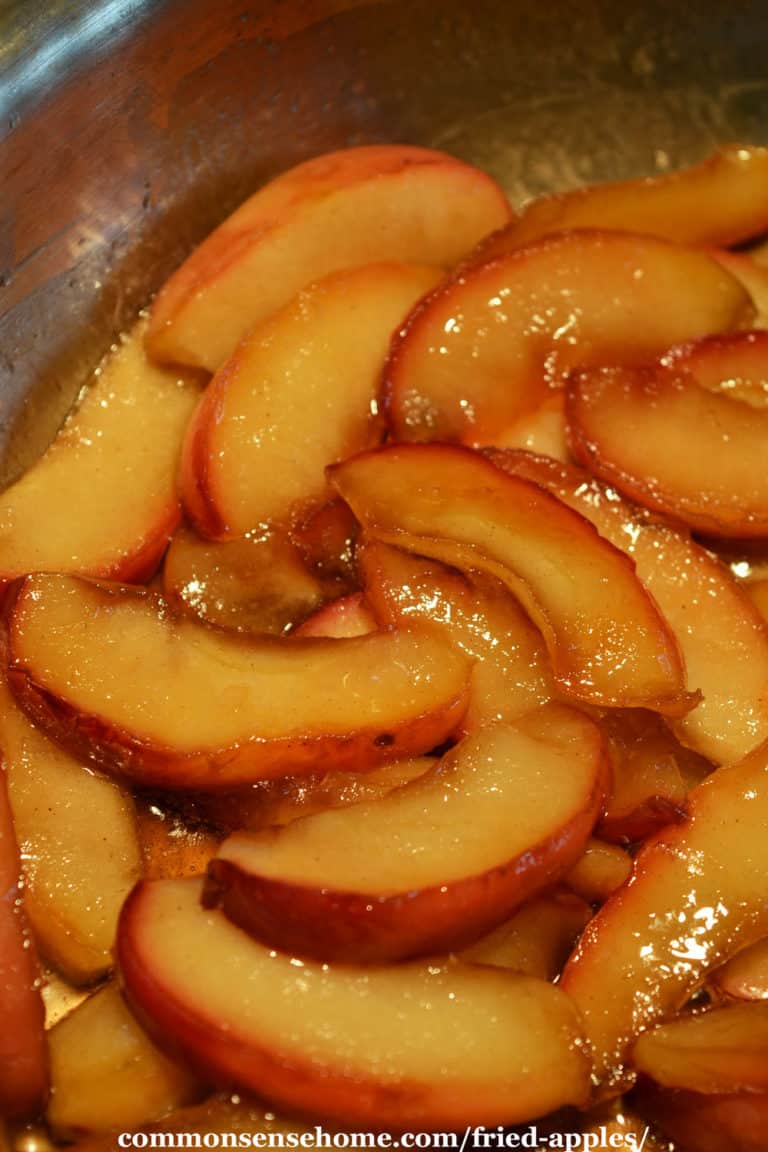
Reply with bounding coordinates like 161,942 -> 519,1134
163,526 -> 325,635
489,449 -> 768,765
182,263 -> 441,537
383,230 -> 751,445
47,983 -> 200,1137
118,877 -> 590,1129
205,706 -> 608,962
6,573 -> 470,789
567,362 -> 768,538
459,891 -> 591,980
0,767 -> 48,1119
564,839 -> 632,904
472,144 -> 768,254
561,736 -> 768,1097
0,675 -> 141,984
330,443 -> 691,713
359,542 -> 553,728
0,319 -> 198,585
710,938 -> 768,1002
294,591 -> 376,638
662,327 -> 768,408
147,145 -> 511,371
632,1001 -> 768,1094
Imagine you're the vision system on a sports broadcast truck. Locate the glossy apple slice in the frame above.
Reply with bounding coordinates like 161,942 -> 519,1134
290,498 -> 359,588
714,250 -> 768,330
383,231 -> 750,444
564,839 -> 632,904
567,363 -> 768,538
293,592 -> 376,638
662,327 -> 768,408
0,675 -> 141,984
359,542 -> 553,728
710,938 -> 768,1002
0,320 -> 198,585
633,1002 -> 768,1094
598,711 -> 688,844
0,767 -> 48,1119
470,145 -> 768,255
47,984 -> 200,1137
330,443 -> 690,712
118,877 -> 590,1128
6,574 -> 470,789
205,706 -> 607,962
490,450 -> 768,764
163,526 -> 324,634
147,145 -> 511,371
182,263 -> 441,537
459,891 -> 591,980
561,736 -> 768,1097
746,579 -> 768,624
491,392 -> 570,462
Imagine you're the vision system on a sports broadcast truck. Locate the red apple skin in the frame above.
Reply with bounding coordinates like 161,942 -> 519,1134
103,503 -> 182,585
0,768 -> 48,1118
293,593 -> 376,638
179,380 -> 228,540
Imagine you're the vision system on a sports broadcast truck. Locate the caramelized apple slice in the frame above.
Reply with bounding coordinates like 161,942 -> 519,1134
567,363 -> 768,538
711,938 -> 768,1001
47,984 -> 200,1137
293,592 -> 376,638
383,231 -> 750,444
746,579 -> 768,624
633,1002 -> 768,1094
330,444 -> 690,712
205,707 -> 607,962
163,526 -> 324,634
471,145 -> 768,254
118,877 -> 590,1128
7,574 -> 470,789
490,450 -> 768,764
598,711 -> 688,843
561,737 -> 768,1096
182,263 -> 441,537
459,891 -> 591,980
564,839 -> 632,904
359,542 -> 553,727
0,768 -> 47,1118
147,145 -> 510,371
491,392 -> 570,462
0,676 -> 141,984
0,320 -> 198,584
662,328 -> 768,408
290,498 -> 359,588
714,251 -> 768,330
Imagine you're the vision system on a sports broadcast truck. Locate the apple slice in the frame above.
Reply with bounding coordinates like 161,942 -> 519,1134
47,983 -> 200,1137
290,498 -> 359,588
0,767 -> 48,1119
205,706 -> 607,962
163,526 -> 325,634
359,542 -> 553,728
633,1002 -> 768,1094
383,230 -> 751,444
118,877 -> 590,1128
459,891 -> 591,980
598,710 -> 689,843
471,145 -> 768,255
6,574 -> 470,789
561,736 -> 768,1097
746,579 -> 768,624
293,592 -> 376,638
636,1083 -> 768,1152
491,391 -> 570,462
567,362 -> 768,538
330,443 -> 690,713
662,328 -> 768,409
147,145 -> 510,371
714,251 -> 768,330
710,939 -> 768,1002
564,839 -> 632,904
0,319 -> 198,586
182,263 -> 441,537
489,450 -> 768,764
0,675 -> 141,984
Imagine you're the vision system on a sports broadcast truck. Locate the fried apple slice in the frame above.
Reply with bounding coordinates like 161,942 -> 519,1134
383,231 -> 750,444
293,592 -> 376,638
564,839 -> 632,904
182,263 -> 441,537
473,145 -> 768,254
0,676 -> 141,984
490,450 -> 768,764
147,146 -> 510,371
662,328 -> 768,408
459,891 -> 591,979
633,1002 -> 768,1094
163,526 -> 324,634
330,444 -> 690,712
567,363 -> 768,538
746,579 -> 768,624
714,251 -> 768,330
47,984 -> 200,1137
598,711 -> 689,843
711,939 -> 768,1002
359,542 -> 553,727
6,574 -> 470,789
118,877 -> 590,1129
561,736 -> 768,1097
204,707 -> 607,962
0,320 -> 198,585
0,768 -> 47,1119
491,392 -> 570,462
